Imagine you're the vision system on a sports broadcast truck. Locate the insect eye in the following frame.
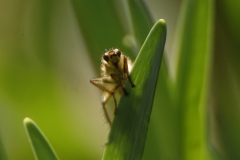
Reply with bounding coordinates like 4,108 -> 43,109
103,54 -> 109,62
116,51 -> 121,57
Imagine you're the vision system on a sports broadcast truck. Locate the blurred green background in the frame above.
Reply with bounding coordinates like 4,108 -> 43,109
0,0 -> 240,159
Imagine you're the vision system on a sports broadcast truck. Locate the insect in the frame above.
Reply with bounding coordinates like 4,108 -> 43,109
90,48 -> 135,126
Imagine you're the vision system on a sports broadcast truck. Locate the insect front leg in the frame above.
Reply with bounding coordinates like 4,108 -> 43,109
90,77 -> 118,126
123,56 -> 135,88
112,93 -> 117,115
101,93 -> 112,126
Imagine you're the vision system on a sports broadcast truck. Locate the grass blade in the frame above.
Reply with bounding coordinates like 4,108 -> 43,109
126,0 -> 154,46
172,0 -> 214,159
70,0 -> 136,67
23,118 -> 59,160
102,19 -> 167,160
211,1 -> 240,158
123,1 -> 177,159
0,134 -> 8,160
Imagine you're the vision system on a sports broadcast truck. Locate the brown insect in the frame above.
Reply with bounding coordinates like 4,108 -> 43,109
90,48 -> 135,126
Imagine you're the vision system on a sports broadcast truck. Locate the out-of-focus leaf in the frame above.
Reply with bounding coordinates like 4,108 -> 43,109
125,0 -> 154,47
0,134 -> 8,160
23,118 -> 59,160
24,1 -> 55,66
102,19 -> 166,160
70,0 -> 135,70
210,1 -> 240,159
172,0 -> 214,159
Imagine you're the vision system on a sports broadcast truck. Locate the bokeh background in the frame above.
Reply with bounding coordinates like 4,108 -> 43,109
0,0 -> 180,159
0,0 -> 240,159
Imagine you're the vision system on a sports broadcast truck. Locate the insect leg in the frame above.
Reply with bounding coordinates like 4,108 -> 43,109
90,78 -> 114,92
121,84 -> 129,96
123,56 -> 135,88
90,77 -> 117,126
102,95 -> 112,126
112,93 -> 117,115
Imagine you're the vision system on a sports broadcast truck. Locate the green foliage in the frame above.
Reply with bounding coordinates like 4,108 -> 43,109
0,0 -> 240,159
0,136 -> 8,160
23,118 -> 59,160
102,19 -> 166,160
173,0 -> 214,159
211,1 -> 240,159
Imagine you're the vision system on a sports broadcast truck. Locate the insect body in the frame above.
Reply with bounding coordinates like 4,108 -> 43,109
90,48 -> 135,126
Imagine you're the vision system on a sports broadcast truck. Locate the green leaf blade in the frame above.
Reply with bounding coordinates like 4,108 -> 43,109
212,1 -> 240,159
70,0 -> 136,67
102,19 -> 167,160
0,135 -> 8,160
126,0 -> 154,46
23,118 -> 59,160
172,0 -> 215,159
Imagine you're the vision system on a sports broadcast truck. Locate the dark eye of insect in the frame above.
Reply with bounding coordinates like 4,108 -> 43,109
103,54 -> 109,62
116,51 -> 121,57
